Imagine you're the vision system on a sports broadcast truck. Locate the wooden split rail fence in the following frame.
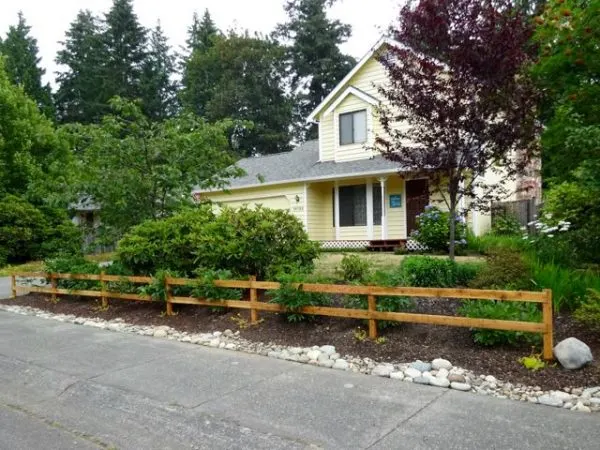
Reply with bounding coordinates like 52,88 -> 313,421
11,272 -> 554,360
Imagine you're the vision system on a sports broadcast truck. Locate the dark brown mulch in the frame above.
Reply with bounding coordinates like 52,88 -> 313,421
2,294 -> 599,391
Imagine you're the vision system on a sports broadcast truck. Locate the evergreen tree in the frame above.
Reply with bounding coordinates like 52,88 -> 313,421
102,0 -> 147,101
186,9 -> 219,54
140,23 -> 178,120
276,0 -> 356,140
182,32 -> 293,156
55,10 -> 107,123
0,12 -> 54,118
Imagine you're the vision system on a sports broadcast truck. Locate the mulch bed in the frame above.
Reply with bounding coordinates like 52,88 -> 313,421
2,293 -> 599,391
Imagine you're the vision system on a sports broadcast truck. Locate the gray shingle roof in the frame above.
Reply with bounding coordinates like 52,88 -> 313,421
214,140 -> 402,191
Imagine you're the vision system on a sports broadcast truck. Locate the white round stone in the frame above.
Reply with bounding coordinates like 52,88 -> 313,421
404,367 -> 422,379
450,382 -> 472,392
431,358 -> 452,371
390,371 -> 404,380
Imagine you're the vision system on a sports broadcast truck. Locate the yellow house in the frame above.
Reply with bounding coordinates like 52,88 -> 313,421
196,37 -> 537,250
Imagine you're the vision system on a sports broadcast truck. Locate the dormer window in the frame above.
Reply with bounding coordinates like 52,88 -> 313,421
339,110 -> 367,145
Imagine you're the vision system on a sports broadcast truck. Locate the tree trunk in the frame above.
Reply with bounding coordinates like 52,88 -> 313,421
448,199 -> 457,262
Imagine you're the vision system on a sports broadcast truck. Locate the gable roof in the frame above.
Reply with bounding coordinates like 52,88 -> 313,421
196,140 -> 403,193
307,36 -> 401,122
323,86 -> 379,116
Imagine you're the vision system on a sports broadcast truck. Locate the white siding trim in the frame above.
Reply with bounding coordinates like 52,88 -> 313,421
402,177 -> 408,239
307,36 -> 402,122
379,177 -> 388,239
366,179 -> 374,240
334,182 -> 341,240
323,86 -> 379,116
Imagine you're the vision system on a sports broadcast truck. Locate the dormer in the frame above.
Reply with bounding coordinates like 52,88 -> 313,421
308,37 -> 395,163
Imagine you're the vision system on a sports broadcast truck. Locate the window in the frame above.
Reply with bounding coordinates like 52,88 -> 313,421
333,184 -> 382,227
373,183 -> 382,226
339,110 -> 367,145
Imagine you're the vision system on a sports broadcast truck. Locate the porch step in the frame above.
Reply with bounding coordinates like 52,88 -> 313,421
367,239 -> 406,252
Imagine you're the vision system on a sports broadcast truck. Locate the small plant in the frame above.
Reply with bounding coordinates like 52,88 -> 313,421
492,214 -> 522,236
93,301 -> 109,313
353,327 -> 367,342
337,254 -> 371,282
270,271 -> 331,322
400,256 -> 456,287
519,350 -> 547,371
459,300 -> 542,346
375,336 -> 387,345
468,248 -> 532,291
140,270 -> 177,302
410,205 -> 467,252
574,289 -> 600,330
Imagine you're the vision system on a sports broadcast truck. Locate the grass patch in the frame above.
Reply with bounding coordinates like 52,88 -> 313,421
0,252 -> 115,277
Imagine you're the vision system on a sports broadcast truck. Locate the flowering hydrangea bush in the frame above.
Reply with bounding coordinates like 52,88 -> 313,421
522,214 -> 573,266
411,205 -> 467,252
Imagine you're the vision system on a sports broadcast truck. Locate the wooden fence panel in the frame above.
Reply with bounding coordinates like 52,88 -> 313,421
11,272 -> 554,359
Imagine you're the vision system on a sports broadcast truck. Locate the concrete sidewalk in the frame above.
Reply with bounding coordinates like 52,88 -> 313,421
0,310 -> 598,449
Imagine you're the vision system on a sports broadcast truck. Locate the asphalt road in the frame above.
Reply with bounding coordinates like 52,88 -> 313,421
1,310 -> 599,450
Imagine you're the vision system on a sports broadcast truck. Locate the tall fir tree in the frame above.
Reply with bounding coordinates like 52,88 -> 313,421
102,0 -> 147,101
55,10 -> 107,123
182,32 -> 293,156
140,22 -> 178,120
276,0 -> 356,140
185,9 -> 219,54
0,12 -> 54,118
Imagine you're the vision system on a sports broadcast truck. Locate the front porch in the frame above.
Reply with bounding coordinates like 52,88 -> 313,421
305,174 -> 430,245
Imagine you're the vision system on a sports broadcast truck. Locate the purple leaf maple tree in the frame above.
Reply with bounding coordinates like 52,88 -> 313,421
375,0 -> 540,258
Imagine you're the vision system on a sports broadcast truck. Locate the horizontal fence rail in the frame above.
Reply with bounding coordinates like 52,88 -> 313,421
11,272 -> 554,360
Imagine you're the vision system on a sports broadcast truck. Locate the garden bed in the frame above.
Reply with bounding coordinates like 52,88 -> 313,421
3,293 -> 599,391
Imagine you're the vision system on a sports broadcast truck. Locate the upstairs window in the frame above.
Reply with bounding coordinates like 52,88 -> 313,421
339,110 -> 367,145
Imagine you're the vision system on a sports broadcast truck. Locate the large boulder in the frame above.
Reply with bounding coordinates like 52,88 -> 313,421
554,337 -> 593,370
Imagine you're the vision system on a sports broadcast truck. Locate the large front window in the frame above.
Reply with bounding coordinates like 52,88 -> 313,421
339,110 -> 367,145
333,183 -> 382,227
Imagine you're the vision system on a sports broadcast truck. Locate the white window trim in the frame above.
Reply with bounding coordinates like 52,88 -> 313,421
334,105 -> 374,162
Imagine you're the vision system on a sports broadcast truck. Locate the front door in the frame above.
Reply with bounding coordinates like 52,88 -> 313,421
406,179 -> 429,234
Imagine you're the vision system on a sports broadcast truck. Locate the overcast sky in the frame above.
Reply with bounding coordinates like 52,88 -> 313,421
0,0 -> 401,87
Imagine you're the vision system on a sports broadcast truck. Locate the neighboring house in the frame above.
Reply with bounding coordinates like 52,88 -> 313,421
195,37 -> 539,250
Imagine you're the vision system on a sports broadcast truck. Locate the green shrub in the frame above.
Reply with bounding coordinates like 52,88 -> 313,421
459,300 -> 542,346
466,233 -> 525,255
574,289 -> 600,330
44,256 -> 101,290
190,206 -> 319,280
411,205 -> 466,252
491,214 -> 522,236
270,271 -> 331,322
344,268 -> 414,329
400,256 -> 457,287
118,206 -> 319,280
117,206 -> 215,276
0,195 -> 81,265
454,262 -> 483,287
337,254 -> 371,282
190,269 -> 242,301
469,249 -> 532,290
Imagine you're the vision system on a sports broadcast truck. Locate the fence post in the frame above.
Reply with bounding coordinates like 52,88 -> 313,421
100,270 -> 108,309
50,273 -> 57,303
11,274 -> 16,299
542,289 -> 554,360
165,277 -> 173,316
249,275 -> 258,324
368,294 -> 378,340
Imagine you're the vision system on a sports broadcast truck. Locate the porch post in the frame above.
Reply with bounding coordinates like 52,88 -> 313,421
334,181 -> 340,240
379,177 -> 387,239
366,179 -> 374,240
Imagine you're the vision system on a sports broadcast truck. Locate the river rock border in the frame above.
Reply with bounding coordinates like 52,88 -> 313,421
2,303 -> 598,413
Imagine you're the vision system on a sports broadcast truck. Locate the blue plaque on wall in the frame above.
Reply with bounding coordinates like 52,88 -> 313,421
389,194 -> 402,208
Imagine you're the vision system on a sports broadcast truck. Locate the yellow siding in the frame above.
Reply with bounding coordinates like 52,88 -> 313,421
204,183 -> 305,225
306,183 -> 334,240
317,57 -> 393,163
385,175 -> 406,239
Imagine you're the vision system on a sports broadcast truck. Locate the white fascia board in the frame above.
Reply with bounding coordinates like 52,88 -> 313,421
323,87 -> 379,117
307,36 -> 401,123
